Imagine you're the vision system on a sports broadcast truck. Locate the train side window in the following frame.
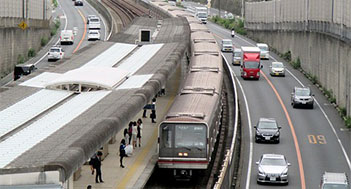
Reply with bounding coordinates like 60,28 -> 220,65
161,125 -> 172,148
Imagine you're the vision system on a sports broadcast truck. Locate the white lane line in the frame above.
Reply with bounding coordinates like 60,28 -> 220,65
85,0 -> 109,41
235,23 -> 351,170
34,0 -> 68,66
270,55 -> 351,170
222,56 -> 254,189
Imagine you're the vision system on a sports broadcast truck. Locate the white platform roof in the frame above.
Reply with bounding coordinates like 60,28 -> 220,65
46,67 -> 129,90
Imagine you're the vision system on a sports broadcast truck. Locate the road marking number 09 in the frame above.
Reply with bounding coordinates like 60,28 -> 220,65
308,135 -> 326,144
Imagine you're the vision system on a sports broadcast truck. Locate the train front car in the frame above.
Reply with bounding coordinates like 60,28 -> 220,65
158,52 -> 223,178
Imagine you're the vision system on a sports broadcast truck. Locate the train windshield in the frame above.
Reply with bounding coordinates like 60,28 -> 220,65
175,124 -> 206,150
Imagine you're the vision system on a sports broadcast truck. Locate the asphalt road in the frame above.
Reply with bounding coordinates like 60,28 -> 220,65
20,0 -> 106,71
204,18 -> 351,189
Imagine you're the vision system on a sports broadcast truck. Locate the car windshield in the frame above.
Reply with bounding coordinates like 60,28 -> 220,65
234,52 -> 241,57
50,49 -> 60,52
261,158 -> 286,166
322,184 -> 348,189
90,18 -> 99,22
272,63 -> 284,68
296,89 -> 310,96
223,40 -> 232,45
90,31 -> 98,34
244,61 -> 259,69
259,46 -> 268,51
258,121 -> 277,129
198,12 -> 207,18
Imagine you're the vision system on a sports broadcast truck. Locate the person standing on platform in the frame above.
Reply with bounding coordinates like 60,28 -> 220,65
132,121 -> 138,148
128,122 -> 133,144
93,151 -> 104,183
137,119 -> 143,147
119,139 -> 126,168
150,109 -> 156,123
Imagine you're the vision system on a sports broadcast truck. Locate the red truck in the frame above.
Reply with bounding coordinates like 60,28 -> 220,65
240,46 -> 263,79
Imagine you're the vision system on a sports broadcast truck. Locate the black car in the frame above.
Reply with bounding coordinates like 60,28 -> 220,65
254,118 -> 281,143
75,0 -> 83,6
13,64 -> 37,81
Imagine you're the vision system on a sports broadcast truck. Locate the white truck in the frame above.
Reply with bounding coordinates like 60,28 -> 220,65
195,7 -> 208,24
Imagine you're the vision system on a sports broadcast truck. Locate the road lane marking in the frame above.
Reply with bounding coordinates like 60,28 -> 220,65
270,55 -> 351,170
308,135 -> 327,144
261,71 -> 306,189
33,0 -> 68,66
73,9 -> 87,54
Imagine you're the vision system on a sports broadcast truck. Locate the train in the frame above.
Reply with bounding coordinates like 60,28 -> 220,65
157,12 -> 224,177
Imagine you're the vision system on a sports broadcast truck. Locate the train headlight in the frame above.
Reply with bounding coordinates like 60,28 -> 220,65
178,152 -> 183,156
183,152 -> 188,157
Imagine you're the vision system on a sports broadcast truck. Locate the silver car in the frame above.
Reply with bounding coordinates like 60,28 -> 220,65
221,39 -> 233,52
270,62 -> 285,76
291,87 -> 314,109
256,154 -> 290,184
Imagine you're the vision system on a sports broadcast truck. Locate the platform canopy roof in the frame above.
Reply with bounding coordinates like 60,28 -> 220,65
46,67 -> 129,91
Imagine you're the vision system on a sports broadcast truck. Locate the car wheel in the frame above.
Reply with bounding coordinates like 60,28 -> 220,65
292,102 -> 296,108
310,104 -> 314,109
276,139 -> 280,144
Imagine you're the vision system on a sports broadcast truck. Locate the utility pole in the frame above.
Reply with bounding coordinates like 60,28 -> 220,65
241,0 -> 244,19
218,0 -> 221,17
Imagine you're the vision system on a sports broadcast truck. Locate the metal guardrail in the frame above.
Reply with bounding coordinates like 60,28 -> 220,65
213,54 -> 239,189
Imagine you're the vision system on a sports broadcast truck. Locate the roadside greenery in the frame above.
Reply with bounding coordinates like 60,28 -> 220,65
51,19 -> 61,36
17,54 -> 25,64
28,48 -> 36,58
52,0 -> 58,8
210,15 -> 247,35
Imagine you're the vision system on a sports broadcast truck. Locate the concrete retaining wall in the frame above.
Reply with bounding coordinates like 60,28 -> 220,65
247,30 -> 351,116
0,18 -> 50,78
0,0 -> 52,20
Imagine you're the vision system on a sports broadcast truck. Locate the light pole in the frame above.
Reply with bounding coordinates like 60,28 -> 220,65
241,0 -> 244,19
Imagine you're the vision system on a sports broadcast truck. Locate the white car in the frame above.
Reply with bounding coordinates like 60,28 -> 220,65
270,62 -> 285,76
221,39 -> 233,52
88,30 -> 100,41
257,43 -> 269,59
47,46 -> 64,61
60,30 -> 74,45
256,154 -> 290,184
232,48 -> 242,65
87,15 -> 97,24
88,17 -> 101,30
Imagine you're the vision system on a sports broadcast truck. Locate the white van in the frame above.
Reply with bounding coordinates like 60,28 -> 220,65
257,43 -> 269,59
88,17 -> 101,30
60,30 -> 74,45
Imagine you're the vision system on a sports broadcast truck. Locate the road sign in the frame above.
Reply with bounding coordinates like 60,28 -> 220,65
18,21 -> 27,30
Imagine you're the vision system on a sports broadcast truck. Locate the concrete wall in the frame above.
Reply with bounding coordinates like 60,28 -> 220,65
247,30 -> 351,116
0,18 -> 51,78
0,0 -> 52,20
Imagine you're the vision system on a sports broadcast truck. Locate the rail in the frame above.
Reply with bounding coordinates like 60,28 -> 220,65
213,53 -> 240,189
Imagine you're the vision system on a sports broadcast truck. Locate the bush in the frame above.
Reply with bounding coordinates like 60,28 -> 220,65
345,116 -> 351,128
281,51 -> 291,62
41,37 -> 48,46
210,15 -> 247,35
28,48 -> 36,58
340,107 -> 347,117
51,19 -> 61,36
52,0 -> 58,8
17,54 -> 25,64
291,57 -> 301,69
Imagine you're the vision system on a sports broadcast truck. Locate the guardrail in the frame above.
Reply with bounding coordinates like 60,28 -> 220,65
213,54 -> 240,189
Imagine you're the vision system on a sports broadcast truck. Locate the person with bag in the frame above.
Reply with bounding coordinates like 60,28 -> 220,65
93,151 -> 104,183
119,139 -> 127,168
137,118 -> 143,147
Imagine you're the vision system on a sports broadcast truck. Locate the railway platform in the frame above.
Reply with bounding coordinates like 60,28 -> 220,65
73,86 -> 176,189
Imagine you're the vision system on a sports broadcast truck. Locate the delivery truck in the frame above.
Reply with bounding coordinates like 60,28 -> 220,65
195,7 -> 208,24
240,46 -> 262,79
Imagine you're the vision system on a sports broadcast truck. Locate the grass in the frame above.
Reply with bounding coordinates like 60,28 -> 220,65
17,54 -> 25,64
28,48 -> 36,58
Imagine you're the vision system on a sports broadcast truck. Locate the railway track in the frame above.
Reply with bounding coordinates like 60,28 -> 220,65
102,0 -> 149,27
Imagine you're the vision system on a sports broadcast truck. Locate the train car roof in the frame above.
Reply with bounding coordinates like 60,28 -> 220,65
193,42 -> 220,55
191,31 -> 216,43
189,23 -> 209,32
182,71 -> 223,94
164,93 -> 219,124
190,54 -> 223,71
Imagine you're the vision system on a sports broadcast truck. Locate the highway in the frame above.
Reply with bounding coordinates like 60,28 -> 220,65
31,0 -> 107,70
204,21 -> 351,188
